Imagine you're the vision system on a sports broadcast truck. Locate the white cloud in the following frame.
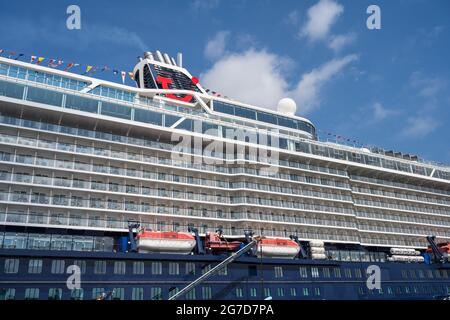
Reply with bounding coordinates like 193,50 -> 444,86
286,10 -> 300,26
204,31 -> 230,60
289,54 -> 358,113
201,49 -> 289,108
401,116 -> 439,138
410,72 -> 445,98
328,33 -> 356,52
201,46 -> 357,114
371,102 -> 400,121
300,0 -> 344,41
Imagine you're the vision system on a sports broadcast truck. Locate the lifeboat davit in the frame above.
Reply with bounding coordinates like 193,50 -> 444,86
204,231 -> 242,253
137,230 -> 196,254
255,238 -> 300,259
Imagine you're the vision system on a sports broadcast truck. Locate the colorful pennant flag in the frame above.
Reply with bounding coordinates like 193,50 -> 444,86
113,69 -> 119,75
36,57 -> 45,64
30,56 -> 37,63
121,71 -> 126,84
85,65 -> 93,74
128,72 -> 134,80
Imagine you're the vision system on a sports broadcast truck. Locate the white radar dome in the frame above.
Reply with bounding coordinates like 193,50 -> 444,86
277,98 -> 297,115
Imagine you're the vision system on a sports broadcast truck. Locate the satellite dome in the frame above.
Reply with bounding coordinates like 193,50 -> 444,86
277,98 -> 297,115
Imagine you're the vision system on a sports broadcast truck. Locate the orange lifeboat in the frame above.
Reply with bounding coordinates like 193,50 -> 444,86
137,230 -> 196,254
426,242 -> 450,254
255,238 -> 300,259
204,231 -> 242,253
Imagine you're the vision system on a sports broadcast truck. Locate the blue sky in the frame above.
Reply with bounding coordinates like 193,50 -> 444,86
0,0 -> 449,164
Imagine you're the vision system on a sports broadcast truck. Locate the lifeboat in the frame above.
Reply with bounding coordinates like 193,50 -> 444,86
137,230 -> 196,254
204,231 -> 242,253
255,238 -> 300,259
426,242 -> 450,254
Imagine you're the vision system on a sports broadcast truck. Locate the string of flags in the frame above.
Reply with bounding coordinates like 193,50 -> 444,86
317,129 -> 363,147
0,48 -> 135,85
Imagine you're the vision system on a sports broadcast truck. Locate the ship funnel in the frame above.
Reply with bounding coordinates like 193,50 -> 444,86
144,51 -> 154,61
177,53 -> 183,68
155,50 -> 164,63
163,53 -> 172,65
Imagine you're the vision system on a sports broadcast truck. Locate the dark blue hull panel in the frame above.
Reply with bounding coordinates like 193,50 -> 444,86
1,249 -> 450,300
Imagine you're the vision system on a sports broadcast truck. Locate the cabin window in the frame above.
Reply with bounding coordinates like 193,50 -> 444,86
73,260 -> 86,274
250,288 -> 257,298
151,262 -> 162,275
354,268 -> 362,278
218,266 -> 228,276
290,288 -> 297,297
132,288 -> 144,300
71,288 -> 84,300
169,262 -> 179,275
185,289 -> 196,300
274,266 -> 283,278
112,288 -> 124,300
28,259 -> 43,274
94,261 -> 106,274
344,268 -> 352,278
314,287 -> 321,296
133,261 -> 144,275
401,270 -> 408,279
114,261 -> 126,275
185,262 -> 195,275
202,287 -> 212,299
4,259 -> 19,273
426,270 -> 434,279
386,287 -> 394,295
264,288 -> 271,298
51,260 -> 65,274
48,288 -> 62,300
302,288 -> 310,296
235,288 -> 244,298
277,288 -> 284,297
322,267 -> 331,278
299,267 -> 308,278
0,288 -> 15,300
333,268 -> 341,278
25,288 -> 40,300
311,267 -> 319,278
92,288 -> 105,300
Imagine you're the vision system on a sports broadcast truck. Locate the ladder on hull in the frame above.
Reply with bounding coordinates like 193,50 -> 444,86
168,239 -> 258,300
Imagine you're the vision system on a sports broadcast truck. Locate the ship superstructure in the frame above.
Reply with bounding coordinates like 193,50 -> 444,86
0,50 -> 449,300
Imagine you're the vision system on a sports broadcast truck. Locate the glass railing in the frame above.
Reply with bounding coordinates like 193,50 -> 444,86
0,163 -> 351,203
351,174 -> 450,197
356,210 -> 450,228
1,74 -> 448,179
0,114 -> 350,178
351,186 -> 450,207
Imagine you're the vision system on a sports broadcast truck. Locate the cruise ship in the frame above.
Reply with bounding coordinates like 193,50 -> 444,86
0,50 -> 449,301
